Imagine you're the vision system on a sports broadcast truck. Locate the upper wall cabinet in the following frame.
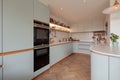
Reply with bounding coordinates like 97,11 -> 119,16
3,0 -> 33,52
34,0 -> 50,23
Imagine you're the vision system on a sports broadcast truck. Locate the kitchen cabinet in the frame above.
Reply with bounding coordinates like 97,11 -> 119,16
0,0 -> 2,80
2,0 -> 33,80
50,43 -> 72,66
91,53 -> 109,80
34,0 -> 49,23
78,42 -> 91,54
3,51 -> 33,80
73,42 -> 79,53
3,0 -> 33,52
73,42 -> 91,54
91,52 -> 120,80
109,57 -> 120,80
0,57 -> 2,80
0,0 -> 1,52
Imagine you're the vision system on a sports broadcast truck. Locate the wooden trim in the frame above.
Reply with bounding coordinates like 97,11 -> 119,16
34,19 -> 49,25
0,48 -> 33,56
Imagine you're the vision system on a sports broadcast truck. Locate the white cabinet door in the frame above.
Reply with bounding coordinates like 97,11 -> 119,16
0,0 -> 2,80
3,0 -> 33,52
110,57 -> 120,80
67,43 -> 73,54
0,57 -> 2,80
34,0 -> 49,23
78,43 -> 90,54
50,43 -> 72,66
0,0 -> 1,53
3,51 -> 33,80
73,43 -> 78,53
91,53 -> 109,80
2,0 -> 33,80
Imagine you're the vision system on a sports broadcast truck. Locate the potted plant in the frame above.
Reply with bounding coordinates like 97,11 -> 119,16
110,33 -> 119,48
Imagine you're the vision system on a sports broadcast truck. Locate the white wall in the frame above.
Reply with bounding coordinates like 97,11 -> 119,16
110,12 -> 120,46
70,21 -> 105,32
71,32 -> 93,42
110,0 -> 120,46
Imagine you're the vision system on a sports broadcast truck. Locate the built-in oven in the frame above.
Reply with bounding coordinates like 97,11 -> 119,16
34,20 -> 49,46
34,20 -> 49,72
34,46 -> 49,72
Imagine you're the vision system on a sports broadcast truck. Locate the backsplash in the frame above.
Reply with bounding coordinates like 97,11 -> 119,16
71,32 -> 94,42
50,30 -> 70,43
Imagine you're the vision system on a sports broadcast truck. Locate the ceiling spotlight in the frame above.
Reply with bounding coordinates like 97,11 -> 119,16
60,8 -> 63,10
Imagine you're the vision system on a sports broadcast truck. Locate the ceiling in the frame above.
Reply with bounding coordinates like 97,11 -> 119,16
39,0 -> 109,25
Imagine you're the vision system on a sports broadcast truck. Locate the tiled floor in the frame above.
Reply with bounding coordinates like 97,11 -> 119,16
33,53 -> 90,80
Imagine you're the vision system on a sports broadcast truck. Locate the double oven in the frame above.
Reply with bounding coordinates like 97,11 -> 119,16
34,20 -> 49,72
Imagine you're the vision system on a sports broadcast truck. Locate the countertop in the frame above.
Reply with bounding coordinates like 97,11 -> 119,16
50,41 -> 93,46
90,44 -> 120,57
50,41 -> 73,46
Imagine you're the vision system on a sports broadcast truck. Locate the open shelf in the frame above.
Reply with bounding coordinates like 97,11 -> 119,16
50,23 -> 71,33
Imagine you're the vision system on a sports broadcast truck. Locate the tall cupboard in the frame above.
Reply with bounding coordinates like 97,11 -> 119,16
0,0 -> 2,79
0,0 -> 34,80
34,0 -> 49,23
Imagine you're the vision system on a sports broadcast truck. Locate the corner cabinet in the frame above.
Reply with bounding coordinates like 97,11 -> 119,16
34,0 -> 50,23
2,0 -> 33,80
91,52 -> 120,80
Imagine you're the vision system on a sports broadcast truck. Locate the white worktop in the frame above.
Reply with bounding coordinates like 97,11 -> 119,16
50,41 -> 93,46
90,44 -> 120,57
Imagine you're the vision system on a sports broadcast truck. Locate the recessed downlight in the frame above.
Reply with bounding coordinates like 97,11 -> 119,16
60,8 -> 63,10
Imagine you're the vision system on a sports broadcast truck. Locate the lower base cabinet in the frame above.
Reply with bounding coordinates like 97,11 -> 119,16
73,42 -> 91,54
50,43 -> 72,66
91,53 -> 109,80
110,57 -> 120,80
91,52 -> 120,80
3,51 -> 33,80
0,68 -> 2,80
0,56 -> 2,80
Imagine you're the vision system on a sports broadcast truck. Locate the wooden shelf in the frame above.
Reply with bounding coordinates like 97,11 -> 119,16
50,28 -> 70,33
50,23 -> 71,33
